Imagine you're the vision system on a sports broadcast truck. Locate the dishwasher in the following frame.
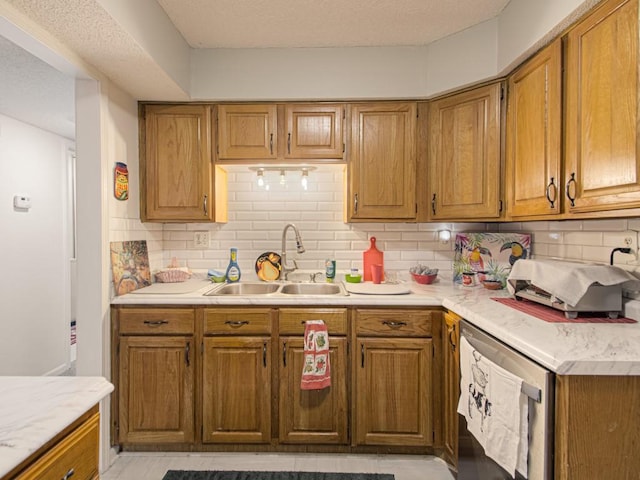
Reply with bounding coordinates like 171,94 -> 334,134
457,321 -> 554,480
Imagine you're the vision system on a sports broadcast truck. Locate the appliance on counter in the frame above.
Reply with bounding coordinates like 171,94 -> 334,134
511,281 -> 622,319
458,321 -> 554,480
506,259 -> 636,319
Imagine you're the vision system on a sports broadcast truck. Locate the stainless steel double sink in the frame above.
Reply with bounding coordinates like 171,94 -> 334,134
204,281 -> 348,296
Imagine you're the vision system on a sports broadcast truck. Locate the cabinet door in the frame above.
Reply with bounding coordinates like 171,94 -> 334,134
443,311 -> 461,468
202,336 -> 271,443
118,336 -> 194,444
218,104 -> 278,159
284,104 -> 344,159
348,102 -> 417,220
428,83 -> 502,220
506,39 -> 562,218
278,336 -> 348,444
565,0 -> 640,212
355,337 -> 432,446
142,104 -> 215,222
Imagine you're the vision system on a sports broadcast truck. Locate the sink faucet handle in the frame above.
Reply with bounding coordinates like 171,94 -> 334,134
310,271 -> 324,283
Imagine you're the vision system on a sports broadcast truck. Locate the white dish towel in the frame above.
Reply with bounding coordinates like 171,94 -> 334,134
458,336 -> 529,478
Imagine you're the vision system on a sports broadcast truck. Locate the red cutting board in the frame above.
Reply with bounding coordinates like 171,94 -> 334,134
363,237 -> 384,282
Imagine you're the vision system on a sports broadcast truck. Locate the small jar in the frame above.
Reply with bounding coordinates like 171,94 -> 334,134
462,271 -> 477,287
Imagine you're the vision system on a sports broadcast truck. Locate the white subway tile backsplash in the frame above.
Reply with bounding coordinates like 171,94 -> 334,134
582,219 -> 627,231
109,165 -> 640,280
563,231 -> 603,246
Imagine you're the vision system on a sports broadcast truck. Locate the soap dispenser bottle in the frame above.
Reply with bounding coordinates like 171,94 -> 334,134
225,247 -> 241,283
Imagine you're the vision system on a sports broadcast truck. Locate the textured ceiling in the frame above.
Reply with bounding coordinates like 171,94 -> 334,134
0,35 -> 74,139
157,0 -> 511,49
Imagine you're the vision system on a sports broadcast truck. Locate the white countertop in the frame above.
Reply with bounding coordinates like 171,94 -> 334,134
112,277 -> 640,376
0,376 -> 114,478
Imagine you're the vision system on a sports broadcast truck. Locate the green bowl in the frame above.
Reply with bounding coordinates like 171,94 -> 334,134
345,274 -> 362,283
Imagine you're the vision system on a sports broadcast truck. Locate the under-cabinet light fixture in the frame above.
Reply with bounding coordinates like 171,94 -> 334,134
437,229 -> 452,244
249,166 -> 317,191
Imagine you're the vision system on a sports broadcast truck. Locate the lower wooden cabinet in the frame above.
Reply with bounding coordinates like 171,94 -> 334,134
14,408 -> 99,480
202,336 -> 272,443
112,305 -> 439,451
202,307 -> 274,444
354,309 -> 436,446
443,311 -> 461,468
278,307 -> 349,445
113,307 -> 195,445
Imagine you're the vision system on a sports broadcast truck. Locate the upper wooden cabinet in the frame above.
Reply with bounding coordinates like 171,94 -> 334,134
347,102 -> 417,221
506,39 -> 563,218
564,0 -> 640,213
217,103 -> 345,161
428,83 -> 503,220
140,104 -> 227,223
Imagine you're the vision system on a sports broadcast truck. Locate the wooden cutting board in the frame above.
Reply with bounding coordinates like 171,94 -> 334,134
345,282 -> 411,295
129,279 -> 210,294
362,237 -> 384,282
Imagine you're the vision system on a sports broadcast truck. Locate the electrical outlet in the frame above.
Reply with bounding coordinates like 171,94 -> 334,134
193,231 -> 210,249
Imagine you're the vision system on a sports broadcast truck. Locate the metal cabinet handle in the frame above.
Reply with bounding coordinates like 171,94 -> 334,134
62,468 -> 75,480
143,320 -> 169,327
431,193 -> 437,215
224,320 -> 250,327
545,177 -> 557,208
185,341 -> 190,367
566,172 -> 576,207
269,133 -> 274,155
203,194 -> 208,216
382,320 -> 407,328
448,324 -> 457,352
287,133 -> 291,154
354,193 -> 358,214
361,343 -> 365,368
263,342 -> 267,368
282,341 -> 287,367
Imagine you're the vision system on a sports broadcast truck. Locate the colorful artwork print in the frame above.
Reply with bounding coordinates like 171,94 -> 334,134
110,240 -> 152,295
453,232 -> 531,286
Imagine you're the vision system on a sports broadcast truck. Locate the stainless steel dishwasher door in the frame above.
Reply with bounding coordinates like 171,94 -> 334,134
457,321 -> 555,480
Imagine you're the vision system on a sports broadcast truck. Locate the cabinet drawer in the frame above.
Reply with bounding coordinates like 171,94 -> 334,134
118,308 -> 194,334
16,412 -> 99,480
355,309 -> 436,337
204,308 -> 273,334
279,308 -> 348,335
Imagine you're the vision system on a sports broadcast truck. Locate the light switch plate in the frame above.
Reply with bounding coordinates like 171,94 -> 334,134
193,231 -> 210,249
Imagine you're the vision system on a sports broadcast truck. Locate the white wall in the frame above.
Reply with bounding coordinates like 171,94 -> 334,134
497,0 -> 602,73
189,0 -> 596,101
0,114 -> 74,375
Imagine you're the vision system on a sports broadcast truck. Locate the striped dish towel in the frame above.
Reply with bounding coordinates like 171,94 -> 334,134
300,320 -> 331,390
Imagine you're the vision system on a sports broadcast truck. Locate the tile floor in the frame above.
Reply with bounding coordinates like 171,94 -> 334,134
101,452 -> 456,480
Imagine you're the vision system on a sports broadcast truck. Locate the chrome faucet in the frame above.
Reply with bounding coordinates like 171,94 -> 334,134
281,223 -> 305,280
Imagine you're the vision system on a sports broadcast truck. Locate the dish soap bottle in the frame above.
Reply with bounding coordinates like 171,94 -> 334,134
225,248 -> 241,283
